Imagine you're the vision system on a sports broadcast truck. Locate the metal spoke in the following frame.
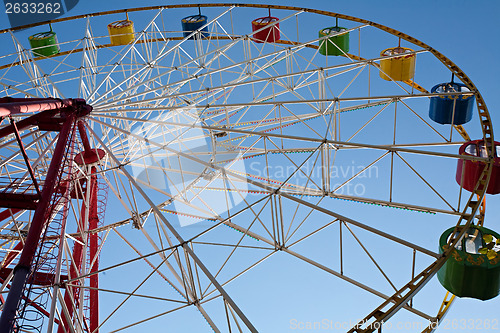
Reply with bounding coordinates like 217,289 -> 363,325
0,4 -> 494,333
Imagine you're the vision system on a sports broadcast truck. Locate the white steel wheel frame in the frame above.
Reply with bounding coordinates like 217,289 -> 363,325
0,4 -> 494,333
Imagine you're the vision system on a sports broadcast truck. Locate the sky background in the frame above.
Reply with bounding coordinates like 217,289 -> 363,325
1,0 -> 499,332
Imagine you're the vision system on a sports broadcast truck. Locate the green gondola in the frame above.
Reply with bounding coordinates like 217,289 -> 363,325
318,26 -> 349,56
29,31 -> 60,57
438,225 -> 500,300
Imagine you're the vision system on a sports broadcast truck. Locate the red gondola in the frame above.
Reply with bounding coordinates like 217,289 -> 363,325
456,140 -> 500,194
251,16 -> 280,43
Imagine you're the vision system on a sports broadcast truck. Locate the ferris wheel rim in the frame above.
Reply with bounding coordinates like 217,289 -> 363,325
0,4 -> 495,332
0,3 -> 492,144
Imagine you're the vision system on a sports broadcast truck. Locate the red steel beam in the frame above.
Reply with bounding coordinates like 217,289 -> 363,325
58,121 -> 101,333
0,108 -> 59,139
0,277 -> 61,325
0,268 -> 68,286
89,166 -> 99,333
0,209 -> 21,222
9,117 -> 41,195
77,121 -> 100,333
0,112 -> 75,332
0,194 -> 39,210
0,98 -> 90,139
0,242 -> 23,270
0,98 -> 72,117
58,184 -> 89,333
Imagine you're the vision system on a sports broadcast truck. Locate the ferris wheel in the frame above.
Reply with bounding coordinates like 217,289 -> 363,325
0,4 -> 498,332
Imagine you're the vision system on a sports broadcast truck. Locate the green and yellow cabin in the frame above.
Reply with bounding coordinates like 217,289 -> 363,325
438,225 -> 500,300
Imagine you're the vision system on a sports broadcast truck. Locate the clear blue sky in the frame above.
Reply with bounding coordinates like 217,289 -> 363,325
1,1 -> 499,332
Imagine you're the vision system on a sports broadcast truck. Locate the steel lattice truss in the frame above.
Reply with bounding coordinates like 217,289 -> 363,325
0,4 -> 495,333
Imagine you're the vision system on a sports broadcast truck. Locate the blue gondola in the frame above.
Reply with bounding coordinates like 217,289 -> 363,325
181,14 -> 209,39
429,81 -> 474,125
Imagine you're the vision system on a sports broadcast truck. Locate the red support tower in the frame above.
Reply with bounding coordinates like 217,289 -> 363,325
0,98 -> 93,333
57,187 -> 88,332
89,166 -> 100,333
58,121 -> 104,333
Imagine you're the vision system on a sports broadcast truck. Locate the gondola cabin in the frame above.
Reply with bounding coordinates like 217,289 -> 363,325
429,82 -> 474,125
251,16 -> 280,43
181,14 -> 209,39
318,26 -> 349,56
28,31 -> 60,57
379,47 -> 415,81
438,225 -> 500,300
456,140 -> 500,194
108,20 -> 135,46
